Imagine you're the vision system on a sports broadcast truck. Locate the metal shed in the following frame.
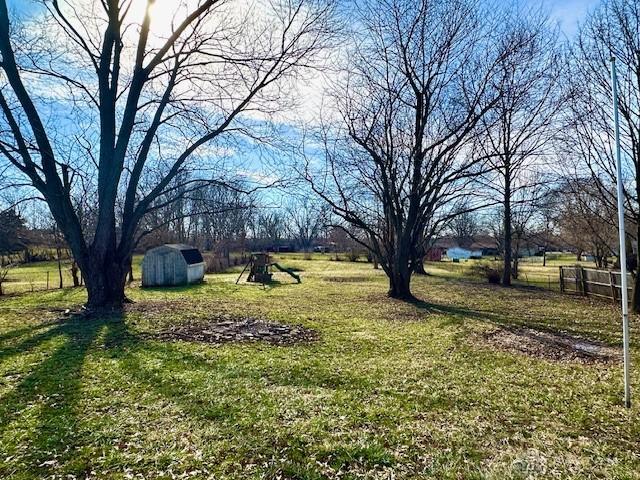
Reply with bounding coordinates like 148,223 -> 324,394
142,244 -> 205,287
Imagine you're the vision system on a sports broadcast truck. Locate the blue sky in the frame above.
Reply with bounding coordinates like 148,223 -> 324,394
529,0 -> 601,37
8,0 -> 601,37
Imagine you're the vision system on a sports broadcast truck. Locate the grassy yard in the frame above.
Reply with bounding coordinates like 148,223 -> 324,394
0,255 -> 638,479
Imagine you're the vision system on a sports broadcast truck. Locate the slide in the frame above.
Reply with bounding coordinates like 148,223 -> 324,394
272,263 -> 301,283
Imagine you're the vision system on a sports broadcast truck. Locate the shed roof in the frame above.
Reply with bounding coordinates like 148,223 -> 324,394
154,244 -> 204,265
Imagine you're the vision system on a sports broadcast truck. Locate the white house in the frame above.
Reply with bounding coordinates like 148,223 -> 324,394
446,246 -> 483,260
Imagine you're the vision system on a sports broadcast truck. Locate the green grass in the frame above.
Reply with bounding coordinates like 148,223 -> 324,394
0,254 -> 639,479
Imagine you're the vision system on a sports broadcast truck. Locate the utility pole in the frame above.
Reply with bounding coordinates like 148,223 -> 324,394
611,57 -> 631,408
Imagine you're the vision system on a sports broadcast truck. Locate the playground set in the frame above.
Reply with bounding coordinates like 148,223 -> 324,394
236,252 -> 301,285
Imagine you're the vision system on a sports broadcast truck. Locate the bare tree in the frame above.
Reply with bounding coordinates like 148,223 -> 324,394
0,0 -> 335,308
475,9 -> 564,286
534,192 -> 559,267
252,211 -> 287,249
557,178 -> 618,269
304,0 -> 518,300
562,0 -> 640,309
485,208 -> 505,255
149,180 -> 256,254
193,184 -> 255,255
450,204 -> 479,249
286,196 -> 327,252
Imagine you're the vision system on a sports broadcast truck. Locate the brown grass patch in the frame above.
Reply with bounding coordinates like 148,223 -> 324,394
477,326 -> 620,364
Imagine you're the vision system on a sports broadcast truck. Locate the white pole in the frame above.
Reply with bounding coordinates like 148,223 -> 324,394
611,57 -> 631,408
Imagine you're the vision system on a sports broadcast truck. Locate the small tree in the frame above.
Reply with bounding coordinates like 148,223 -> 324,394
0,263 -> 13,296
450,206 -> 479,249
556,178 -> 618,269
475,8 -> 564,286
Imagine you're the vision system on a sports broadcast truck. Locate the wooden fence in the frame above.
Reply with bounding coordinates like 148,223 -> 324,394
559,266 -> 632,303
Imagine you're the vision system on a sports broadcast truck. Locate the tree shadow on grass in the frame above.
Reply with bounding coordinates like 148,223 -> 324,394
408,298 -> 617,347
0,312 -> 119,478
409,299 -> 506,327
0,317 -> 84,364
103,330 -> 387,478
101,317 -> 366,422
0,320 -> 61,344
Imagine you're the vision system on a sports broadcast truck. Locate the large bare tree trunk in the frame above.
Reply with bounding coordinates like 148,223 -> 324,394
386,245 -> 415,300
388,265 -> 413,300
413,257 -> 427,275
82,255 -> 129,309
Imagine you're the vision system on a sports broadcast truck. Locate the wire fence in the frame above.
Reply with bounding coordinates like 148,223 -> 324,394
0,268 -> 83,296
518,272 -> 561,291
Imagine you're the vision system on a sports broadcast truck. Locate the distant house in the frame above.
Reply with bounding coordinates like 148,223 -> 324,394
426,234 -> 499,261
425,246 -> 445,261
513,233 -> 570,258
446,246 -> 482,260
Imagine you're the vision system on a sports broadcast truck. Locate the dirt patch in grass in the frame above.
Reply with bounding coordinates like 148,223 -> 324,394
150,315 -> 317,346
323,276 -> 372,283
478,327 -> 620,364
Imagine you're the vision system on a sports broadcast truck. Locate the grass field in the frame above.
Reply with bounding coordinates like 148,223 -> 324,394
0,254 -> 638,479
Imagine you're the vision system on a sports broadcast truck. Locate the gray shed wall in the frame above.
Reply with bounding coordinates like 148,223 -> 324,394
187,264 -> 205,284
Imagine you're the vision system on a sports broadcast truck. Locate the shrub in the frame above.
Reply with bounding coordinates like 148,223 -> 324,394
202,253 -> 229,274
469,263 -> 502,284
485,268 -> 501,284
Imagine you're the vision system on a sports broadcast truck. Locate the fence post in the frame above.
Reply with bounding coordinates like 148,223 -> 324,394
559,267 -> 564,293
580,267 -> 588,295
610,271 -> 617,302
